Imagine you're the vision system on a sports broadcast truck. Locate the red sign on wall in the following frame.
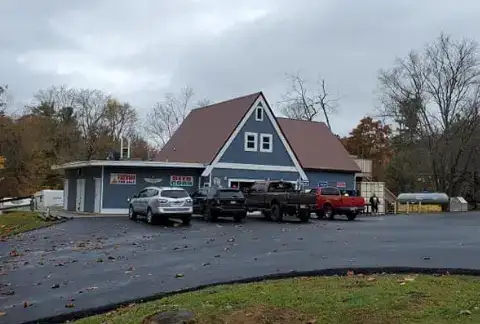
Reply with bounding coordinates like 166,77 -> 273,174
336,181 -> 346,188
170,175 -> 194,187
110,173 -> 136,185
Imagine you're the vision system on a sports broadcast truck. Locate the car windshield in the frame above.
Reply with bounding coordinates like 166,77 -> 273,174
161,189 -> 189,198
217,189 -> 244,198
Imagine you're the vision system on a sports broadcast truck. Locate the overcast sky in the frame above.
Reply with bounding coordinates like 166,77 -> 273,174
1,0 -> 480,135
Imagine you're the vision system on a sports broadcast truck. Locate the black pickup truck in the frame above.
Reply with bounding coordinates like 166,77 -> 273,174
244,180 -> 316,222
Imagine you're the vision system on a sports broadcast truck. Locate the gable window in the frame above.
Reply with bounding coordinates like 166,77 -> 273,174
255,105 -> 263,121
244,132 -> 258,152
260,133 -> 273,153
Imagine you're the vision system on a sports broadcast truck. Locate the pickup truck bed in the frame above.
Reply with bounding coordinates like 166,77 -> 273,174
245,180 -> 316,222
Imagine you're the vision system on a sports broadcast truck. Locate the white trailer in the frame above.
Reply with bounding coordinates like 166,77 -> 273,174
33,190 -> 64,210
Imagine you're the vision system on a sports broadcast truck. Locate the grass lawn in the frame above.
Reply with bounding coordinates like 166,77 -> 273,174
76,274 -> 480,324
0,211 -> 53,237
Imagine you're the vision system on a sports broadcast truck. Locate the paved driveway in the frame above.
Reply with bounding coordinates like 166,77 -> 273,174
1,213 -> 480,323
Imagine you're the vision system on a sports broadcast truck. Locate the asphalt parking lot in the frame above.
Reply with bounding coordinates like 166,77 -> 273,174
2,212 -> 480,323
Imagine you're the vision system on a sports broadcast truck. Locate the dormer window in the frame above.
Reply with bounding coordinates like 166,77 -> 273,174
255,103 -> 263,121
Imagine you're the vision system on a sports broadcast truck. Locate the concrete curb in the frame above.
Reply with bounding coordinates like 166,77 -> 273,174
22,266 -> 480,324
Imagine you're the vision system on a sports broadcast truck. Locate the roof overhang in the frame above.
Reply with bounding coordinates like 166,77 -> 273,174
51,160 -> 206,170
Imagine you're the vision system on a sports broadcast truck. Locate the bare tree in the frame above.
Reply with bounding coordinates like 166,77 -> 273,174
146,87 -> 196,148
74,89 -> 111,159
30,85 -> 77,115
196,98 -> 212,108
103,99 -> 138,140
280,73 -> 338,129
379,33 -> 480,195
0,85 -> 7,114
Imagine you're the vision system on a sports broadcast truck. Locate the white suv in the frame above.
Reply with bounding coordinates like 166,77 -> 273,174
128,186 -> 193,224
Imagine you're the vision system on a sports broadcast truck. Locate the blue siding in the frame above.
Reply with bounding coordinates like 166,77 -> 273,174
64,167 -> 101,212
102,167 -> 203,209
219,104 -> 295,166
305,170 -> 355,189
211,168 -> 300,188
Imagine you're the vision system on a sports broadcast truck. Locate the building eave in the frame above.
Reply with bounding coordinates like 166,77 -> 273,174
51,160 -> 207,171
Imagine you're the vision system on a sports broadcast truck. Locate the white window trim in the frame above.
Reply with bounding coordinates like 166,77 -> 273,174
202,94 -> 308,181
244,132 -> 258,152
260,133 -> 273,153
255,106 -> 263,121
215,162 -> 297,172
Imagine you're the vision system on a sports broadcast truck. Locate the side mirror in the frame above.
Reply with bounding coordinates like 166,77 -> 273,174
133,194 -> 138,198
127,197 -> 131,202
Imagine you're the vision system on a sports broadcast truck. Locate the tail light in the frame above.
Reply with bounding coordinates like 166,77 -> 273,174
157,198 -> 168,204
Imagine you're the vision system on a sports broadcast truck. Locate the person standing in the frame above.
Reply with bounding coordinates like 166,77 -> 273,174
370,194 -> 379,215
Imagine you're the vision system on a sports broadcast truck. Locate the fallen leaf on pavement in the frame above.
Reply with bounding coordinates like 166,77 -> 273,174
423,256 -> 431,260
175,273 -> 184,278
23,301 -> 30,308
65,303 -> 75,308
9,250 -> 19,257
0,311 -> 5,316
51,284 -> 60,289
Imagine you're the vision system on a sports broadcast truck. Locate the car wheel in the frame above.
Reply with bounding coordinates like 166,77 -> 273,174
128,205 -> 137,221
324,204 -> 335,220
347,212 -> 357,221
271,204 -> 283,222
146,208 -> 155,224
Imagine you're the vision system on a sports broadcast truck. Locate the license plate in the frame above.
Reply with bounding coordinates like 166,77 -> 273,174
230,201 -> 237,204
300,204 -> 307,208
350,207 -> 356,211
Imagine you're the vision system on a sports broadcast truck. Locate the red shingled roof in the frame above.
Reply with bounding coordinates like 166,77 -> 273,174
154,92 -> 261,164
155,92 -> 359,173
277,118 -> 360,172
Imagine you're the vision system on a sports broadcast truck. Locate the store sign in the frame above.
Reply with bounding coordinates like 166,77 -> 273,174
336,181 -> 346,188
170,175 -> 193,187
110,173 -> 136,185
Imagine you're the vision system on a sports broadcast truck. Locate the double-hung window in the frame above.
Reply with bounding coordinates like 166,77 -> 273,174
244,132 -> 258,152
260,133 -> 273,153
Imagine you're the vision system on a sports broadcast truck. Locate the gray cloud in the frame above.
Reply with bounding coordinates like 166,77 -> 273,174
1,0 -> 480,134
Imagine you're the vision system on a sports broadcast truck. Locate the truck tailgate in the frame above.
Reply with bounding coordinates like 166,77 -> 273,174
342,197 -> 365,207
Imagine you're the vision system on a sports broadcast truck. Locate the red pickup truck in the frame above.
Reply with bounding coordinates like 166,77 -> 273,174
310,187 -> 365,221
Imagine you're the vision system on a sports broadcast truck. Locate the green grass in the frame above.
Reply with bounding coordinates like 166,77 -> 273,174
76,274 -> 480,324
0,211 -> 53,237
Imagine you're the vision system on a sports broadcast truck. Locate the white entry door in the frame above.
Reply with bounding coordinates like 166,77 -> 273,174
63,179 -> 69,210
76,179 -> 85,212
94,178 -> 101,213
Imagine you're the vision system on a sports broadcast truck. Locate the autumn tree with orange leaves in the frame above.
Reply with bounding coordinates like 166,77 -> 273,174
341,116 -> 392,181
